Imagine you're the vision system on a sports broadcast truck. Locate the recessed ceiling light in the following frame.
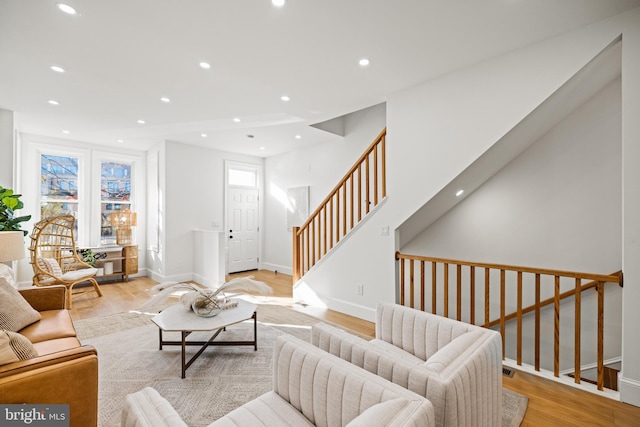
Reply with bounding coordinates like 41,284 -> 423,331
56,3 -> 77,15
456,190 -> 464,197
295,135 -> 301,139
233,117 -> 241,123
137,119 -> 145,124
160,97 -> 170,103
280,95 -> 290,102
359,58 -> 370,66
201,133 -> 207,138
62,130 -> 70,134
117,139 -> 124,143
199,62 -> 211,69
260,146 -> 265,150
272,0 -> 286,6
50,65 -> 65,73
48,100 -> 60,106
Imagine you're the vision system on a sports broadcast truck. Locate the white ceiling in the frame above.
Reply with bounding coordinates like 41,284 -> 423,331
1,0 -> 638,157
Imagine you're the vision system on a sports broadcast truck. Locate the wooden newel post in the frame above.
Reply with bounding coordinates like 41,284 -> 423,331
292,226 -> 300,283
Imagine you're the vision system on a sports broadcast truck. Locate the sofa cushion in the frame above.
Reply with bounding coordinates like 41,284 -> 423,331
32,337 -> 81,356
0,330 -> 38,364
0,277 -> 41,332
19,310 -> 77,343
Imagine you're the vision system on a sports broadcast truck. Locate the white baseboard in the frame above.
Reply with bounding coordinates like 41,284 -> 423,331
260,262 -> 292,276
292,282 -> 375,322
323,296 -> 376,322
149,271 -> 193,284
620,376 -> 640,407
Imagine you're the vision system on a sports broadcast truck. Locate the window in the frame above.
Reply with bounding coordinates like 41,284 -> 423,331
228,167 -> 257,187
100,161 -> 132,245
40,154 -> 80,227
25,139 -> 142,249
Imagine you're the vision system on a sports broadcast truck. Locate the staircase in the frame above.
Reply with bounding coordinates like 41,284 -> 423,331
290,126 -> 623,396
292,128 -> 386,281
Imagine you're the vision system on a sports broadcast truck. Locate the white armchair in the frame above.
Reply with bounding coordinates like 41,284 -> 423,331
311,302 -> 502,427
122,334 -> 435,427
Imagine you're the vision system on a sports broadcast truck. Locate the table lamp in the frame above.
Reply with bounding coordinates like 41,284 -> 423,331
110,210 -> 137,245
0,231 -> 27,286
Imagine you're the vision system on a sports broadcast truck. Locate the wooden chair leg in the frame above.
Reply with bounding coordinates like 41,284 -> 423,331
91,278 -> 103,298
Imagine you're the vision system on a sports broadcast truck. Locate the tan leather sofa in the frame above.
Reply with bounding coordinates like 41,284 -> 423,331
0,286 -> 98,427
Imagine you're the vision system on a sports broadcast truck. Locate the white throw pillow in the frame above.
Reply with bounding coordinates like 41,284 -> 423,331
0,263 -> 16,288
0,277 -> 41,332
37,257 -> 64,277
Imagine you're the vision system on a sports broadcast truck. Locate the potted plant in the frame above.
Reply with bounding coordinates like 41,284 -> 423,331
77,249 -> 107,268
0,186 -> 31,236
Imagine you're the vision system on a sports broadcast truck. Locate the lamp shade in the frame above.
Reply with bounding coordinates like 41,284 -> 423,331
110,210 -> 137,228
0,231 -> 26,262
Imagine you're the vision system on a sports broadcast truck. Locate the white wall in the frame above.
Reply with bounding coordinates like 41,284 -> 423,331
295,13 -> 627,322
620,6 -> 640,407
263,103 -> 386,274
0,109 -> 13,187
403,79 -> 622,373
150,140 -> 263,282
403,78 -> 621,271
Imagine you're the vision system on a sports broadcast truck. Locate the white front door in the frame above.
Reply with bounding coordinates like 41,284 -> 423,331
227,187 -> 259,273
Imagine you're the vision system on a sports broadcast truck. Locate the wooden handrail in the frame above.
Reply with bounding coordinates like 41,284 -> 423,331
292,128 -> 386,281
396,252 -> 623,392
396,253 -> 621,283
483,275 -> 621,328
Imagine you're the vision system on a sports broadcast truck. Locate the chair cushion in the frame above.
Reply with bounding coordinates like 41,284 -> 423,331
0,330 -> 38,365
0,277 -> 41,332
37,257 -> 64,277
369,339 -> 424,365
61,268 -> 97,281
346,398 -> 425,427
208,391 -> 314,427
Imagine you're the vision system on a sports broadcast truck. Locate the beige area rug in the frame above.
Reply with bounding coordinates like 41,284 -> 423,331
75,304 -> 528,427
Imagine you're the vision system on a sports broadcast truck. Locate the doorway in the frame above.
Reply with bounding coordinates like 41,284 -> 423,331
225,162 -> 261,273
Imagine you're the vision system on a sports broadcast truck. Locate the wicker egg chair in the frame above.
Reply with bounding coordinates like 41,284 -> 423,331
29,214 -> 103,309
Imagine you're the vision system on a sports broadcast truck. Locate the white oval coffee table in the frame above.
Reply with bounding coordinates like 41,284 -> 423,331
151,298 -> 258,378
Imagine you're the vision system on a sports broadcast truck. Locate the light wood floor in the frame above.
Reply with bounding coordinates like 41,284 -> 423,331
69,270 -> 640,426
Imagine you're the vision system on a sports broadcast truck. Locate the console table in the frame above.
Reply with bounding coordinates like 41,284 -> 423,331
80,245 -> 138,281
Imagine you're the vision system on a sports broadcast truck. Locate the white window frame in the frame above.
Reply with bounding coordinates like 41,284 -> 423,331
21,137 -> 143,249
26,142 -> 91,245
91,151 -> 139,246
